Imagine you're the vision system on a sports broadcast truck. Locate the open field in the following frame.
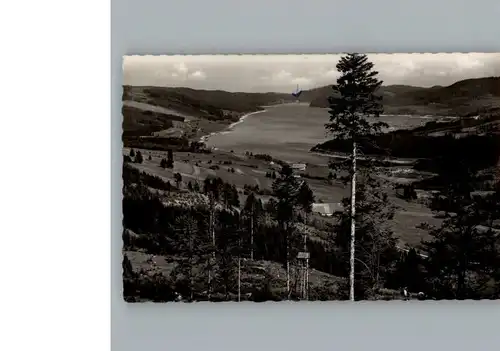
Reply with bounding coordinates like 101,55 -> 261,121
124,145 -> 443,247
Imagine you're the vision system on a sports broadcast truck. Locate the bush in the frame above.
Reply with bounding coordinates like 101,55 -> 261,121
254,154 -> 273,162
135,150 -> 143,164
123,272 -> 178,303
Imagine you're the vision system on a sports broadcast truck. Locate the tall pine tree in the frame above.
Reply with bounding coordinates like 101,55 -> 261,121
326,53 -> 386,300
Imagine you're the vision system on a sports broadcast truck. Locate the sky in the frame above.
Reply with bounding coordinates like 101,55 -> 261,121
123,53 -> 500,93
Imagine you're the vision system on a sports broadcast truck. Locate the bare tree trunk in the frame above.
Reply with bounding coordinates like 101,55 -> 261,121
303,230 -> 308,300
208,210 -> 211,300
238,256 -> 241,302
350,141 -> 357,301
208,203 -> 215,301
237,235 -> 242,302
250,202 -> 254,260
189,236 -> 194,301
286,224 -> 290,299
305,257 -> 309,300
286,259 -> 290,299
292,262 -> 299,297
211,208 -> 217,299
305,213 -> 309,300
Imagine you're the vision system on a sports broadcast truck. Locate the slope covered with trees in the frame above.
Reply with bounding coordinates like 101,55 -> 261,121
123,85 -> 295,122
307,77 -> 500,117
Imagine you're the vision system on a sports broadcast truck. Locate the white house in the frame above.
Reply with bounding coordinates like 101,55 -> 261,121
312,203 -> 343,217
292,163 -> 306,172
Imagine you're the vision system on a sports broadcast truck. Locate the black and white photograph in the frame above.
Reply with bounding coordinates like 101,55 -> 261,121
122,53 -> 500,302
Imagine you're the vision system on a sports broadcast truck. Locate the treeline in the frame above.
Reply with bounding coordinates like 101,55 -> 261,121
313,132 -> 500,173
123,137 -> 210,153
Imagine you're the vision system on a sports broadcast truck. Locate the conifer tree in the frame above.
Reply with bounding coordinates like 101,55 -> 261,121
272,164 -> 301,299
174,173 -> 182,189
333,176 -> 399,299
169,214 -> 210,301
325,53 -> 386,300
243,192 -> 263,260
420,155 -> 500,299
203,177 -> 224,300
297,181 -> 315,223
214,210 -> 243,300
166,149 -> 174,169
135,150 -> 143,164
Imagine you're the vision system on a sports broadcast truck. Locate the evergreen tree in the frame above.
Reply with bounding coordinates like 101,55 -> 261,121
129,149 -> 135,157
388,248 -> 426,295
230,184 -> 240,208
420,155 -> 500,299
174,173 -> 182,189
325,53 -> 386,300
122,253 -> 135,279
169,214 -> 210,301
297,181 -> 315,223
332,175 -> 399,299
214,210 -> 243,300
160,158 -> 167,169
272,164 -> 301,299
221,183 -> 233,207
202,177 -> 224,300
243,192 -> 263,260
166,149 -> 174,168
135,150 -> 143,164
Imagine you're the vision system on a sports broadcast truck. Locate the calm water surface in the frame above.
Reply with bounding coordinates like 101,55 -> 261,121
205,104 -> 437,164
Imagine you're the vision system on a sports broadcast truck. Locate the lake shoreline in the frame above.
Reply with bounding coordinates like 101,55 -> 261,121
199,108 -> 269,144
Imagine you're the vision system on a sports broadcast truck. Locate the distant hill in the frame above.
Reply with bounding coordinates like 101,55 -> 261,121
305,77 -> 500,117
122,77 -> 500,130
123,85 -> 295,122
302,84 -> 426,105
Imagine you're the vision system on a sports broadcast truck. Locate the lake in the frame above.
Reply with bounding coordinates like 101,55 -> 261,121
205,103 -> 438,164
